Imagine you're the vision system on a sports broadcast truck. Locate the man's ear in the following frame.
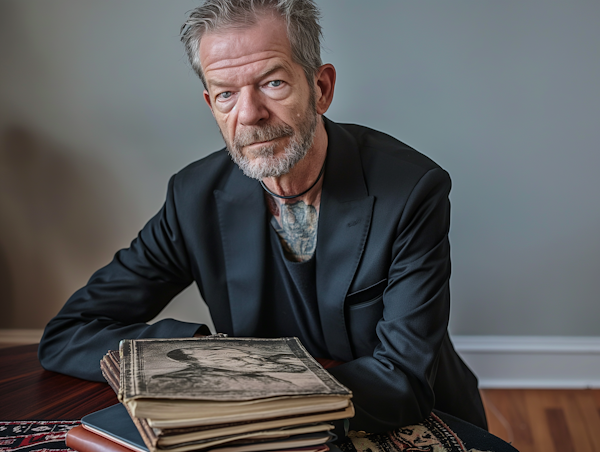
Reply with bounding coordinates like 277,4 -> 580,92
203,90 -> 215,116
314,64 -> 336,115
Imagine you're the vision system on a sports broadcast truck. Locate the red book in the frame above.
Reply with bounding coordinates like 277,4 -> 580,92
66,425 -> 145,452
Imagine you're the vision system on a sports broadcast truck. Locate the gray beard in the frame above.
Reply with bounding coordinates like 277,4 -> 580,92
224,108 -> 318,181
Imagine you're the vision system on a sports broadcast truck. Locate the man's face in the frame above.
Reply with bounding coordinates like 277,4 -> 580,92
200,14 -> 318,180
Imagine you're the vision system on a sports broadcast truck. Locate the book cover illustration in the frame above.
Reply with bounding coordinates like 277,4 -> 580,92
120,337 -> 351,402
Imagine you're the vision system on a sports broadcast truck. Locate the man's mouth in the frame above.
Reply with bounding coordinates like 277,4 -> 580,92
244,134 -> 289,147
247,139 -> 275,146
233,124 -> 294,151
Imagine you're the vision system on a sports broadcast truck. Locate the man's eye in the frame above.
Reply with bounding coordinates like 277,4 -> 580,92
268,80 -> 283,88
218,91 -> 232,100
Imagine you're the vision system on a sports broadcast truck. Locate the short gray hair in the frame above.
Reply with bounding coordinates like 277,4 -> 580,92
180,0 -> 323,88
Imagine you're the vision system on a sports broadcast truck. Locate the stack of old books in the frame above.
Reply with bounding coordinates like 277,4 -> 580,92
69,337 -> 353,452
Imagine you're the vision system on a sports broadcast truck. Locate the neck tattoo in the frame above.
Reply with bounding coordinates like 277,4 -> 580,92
268,198 -> 319,262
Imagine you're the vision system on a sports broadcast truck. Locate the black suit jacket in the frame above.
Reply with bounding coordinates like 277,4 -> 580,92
39,118 -> 486,432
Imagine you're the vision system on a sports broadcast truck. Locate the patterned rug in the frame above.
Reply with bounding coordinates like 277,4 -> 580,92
0,417 -> 493,452
0,420 -> 79,452
338,413 -> 490,452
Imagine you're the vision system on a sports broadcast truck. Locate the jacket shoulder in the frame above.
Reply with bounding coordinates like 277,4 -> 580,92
337,122 -> 443,174
176,148 -> 231,179
169,148 -> 237,196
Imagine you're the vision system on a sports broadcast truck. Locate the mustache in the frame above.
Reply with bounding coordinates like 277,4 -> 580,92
232,123 -> 294,148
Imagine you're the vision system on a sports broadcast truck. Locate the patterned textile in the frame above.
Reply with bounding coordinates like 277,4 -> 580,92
337,413 -> 490,452
0,417 -> 493,452
0,420 -> 79,452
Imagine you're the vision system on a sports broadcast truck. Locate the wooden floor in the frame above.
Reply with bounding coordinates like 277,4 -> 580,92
482,389 -> 600,452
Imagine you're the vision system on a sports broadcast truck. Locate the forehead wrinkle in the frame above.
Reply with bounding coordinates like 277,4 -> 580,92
203,48 -> 289,72
206,58 -> 296,89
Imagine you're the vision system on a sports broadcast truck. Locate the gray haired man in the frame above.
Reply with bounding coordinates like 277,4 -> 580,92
40,0 -> 488,438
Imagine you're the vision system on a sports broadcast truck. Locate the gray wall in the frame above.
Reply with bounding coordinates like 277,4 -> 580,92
0,1 -> 598,336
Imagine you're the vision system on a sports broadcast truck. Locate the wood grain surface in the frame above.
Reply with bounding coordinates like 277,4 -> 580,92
3,343 -> 600,452
482,388 -> 600,452
0,344 -> 118,420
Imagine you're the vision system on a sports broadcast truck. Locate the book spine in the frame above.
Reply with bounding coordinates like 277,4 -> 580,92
118,340 -> 133,401
100,357 -> 119,396
99,353 -> 159,451
67,426 -> 138,452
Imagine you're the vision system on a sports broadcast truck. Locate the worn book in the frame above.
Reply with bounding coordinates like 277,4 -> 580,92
118,337 -> 352,425
102,350 -> 348,451
69,404 -> 334,452
101,337 -> 352,452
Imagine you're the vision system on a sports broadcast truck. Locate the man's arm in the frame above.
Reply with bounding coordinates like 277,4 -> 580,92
38,176 -> 210,381
328,168 -> 451,432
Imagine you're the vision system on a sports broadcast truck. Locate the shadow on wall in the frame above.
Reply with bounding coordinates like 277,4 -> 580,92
0,126 -> 133,329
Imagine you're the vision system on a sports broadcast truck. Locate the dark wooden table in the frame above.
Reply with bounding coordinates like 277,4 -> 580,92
0,345 -> 518,451
0,344 -> 118,420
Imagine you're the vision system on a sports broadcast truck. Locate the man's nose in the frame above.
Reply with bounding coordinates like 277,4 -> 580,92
237,88 -> 269,125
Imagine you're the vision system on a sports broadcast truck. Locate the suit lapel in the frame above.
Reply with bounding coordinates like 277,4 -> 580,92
213,119 -> 374,358
214,167 -> 267,336
317,118 -> 374,361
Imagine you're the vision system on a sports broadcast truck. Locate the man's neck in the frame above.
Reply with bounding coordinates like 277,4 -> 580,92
260,118 -> 328,207
262,118 -> 327,262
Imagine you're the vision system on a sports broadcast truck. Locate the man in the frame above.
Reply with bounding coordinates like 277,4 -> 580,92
39,0 -> 487,435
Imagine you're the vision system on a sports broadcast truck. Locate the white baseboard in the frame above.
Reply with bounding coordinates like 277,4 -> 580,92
452,335 -> 600,389
0,328 -> 44,345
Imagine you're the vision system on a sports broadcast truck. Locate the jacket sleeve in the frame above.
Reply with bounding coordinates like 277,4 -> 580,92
38,175 -> 210,381
328,168 -> 452,432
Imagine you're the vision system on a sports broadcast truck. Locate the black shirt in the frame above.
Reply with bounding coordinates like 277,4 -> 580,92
257,225 -> 330,359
